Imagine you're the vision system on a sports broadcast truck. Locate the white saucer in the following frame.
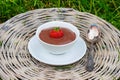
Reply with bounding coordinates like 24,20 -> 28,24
28,36 -> 87,66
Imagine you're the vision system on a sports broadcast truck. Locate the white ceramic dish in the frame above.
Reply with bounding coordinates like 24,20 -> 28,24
28,36 -> 87,66
36,21 -> 80,54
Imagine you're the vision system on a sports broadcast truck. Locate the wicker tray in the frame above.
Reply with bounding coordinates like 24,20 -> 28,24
0,8 -> 120,80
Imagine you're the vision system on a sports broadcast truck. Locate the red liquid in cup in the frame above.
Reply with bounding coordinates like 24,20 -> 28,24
39,27 -> 76,45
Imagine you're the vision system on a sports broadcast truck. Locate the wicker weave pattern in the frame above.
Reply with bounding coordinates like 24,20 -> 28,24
0,8 -> 120,80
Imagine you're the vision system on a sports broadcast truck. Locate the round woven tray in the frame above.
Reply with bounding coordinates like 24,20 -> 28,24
0,8 -> 120,80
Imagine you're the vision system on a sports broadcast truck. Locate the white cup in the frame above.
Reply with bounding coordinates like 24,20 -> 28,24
36,21 -> 80,54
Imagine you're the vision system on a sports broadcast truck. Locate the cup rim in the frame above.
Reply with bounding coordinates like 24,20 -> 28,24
36,21 -> 80,47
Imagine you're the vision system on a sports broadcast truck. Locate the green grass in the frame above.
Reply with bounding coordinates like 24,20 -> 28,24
0,0 -> 120,30
0,0 -> 120,80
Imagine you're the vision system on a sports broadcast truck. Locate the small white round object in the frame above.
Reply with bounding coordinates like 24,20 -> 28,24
88,27 -> 99,40
36,21 -> 80,55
